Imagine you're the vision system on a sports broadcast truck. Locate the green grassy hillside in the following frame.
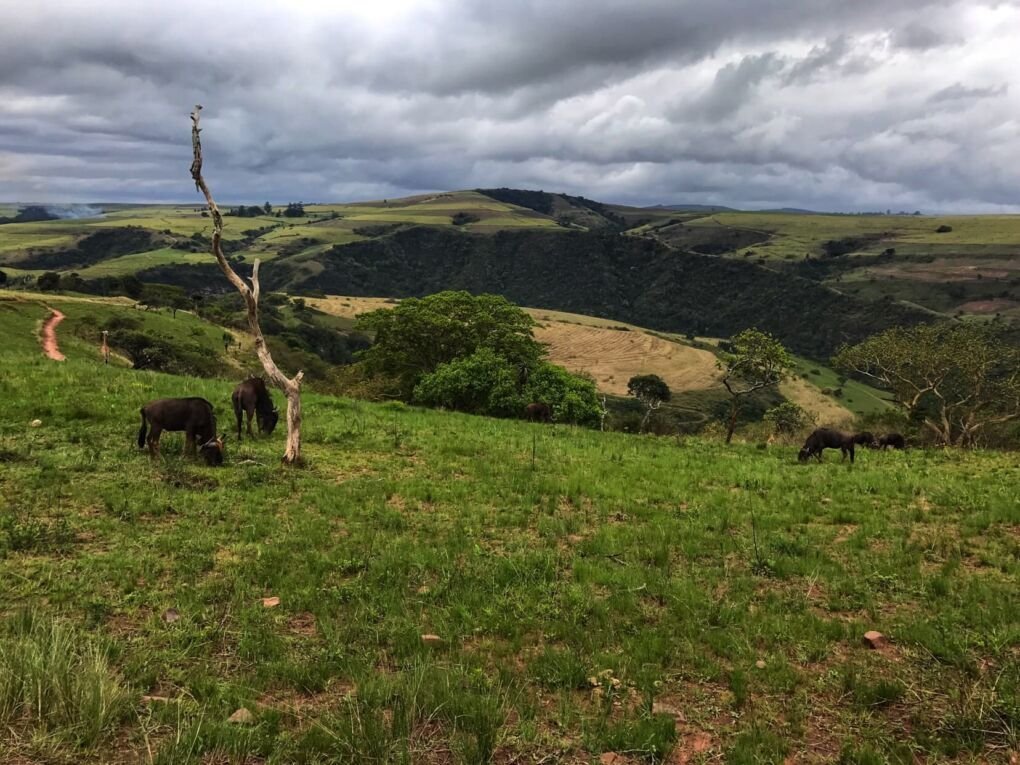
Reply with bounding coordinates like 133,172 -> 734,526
2,192 -> 1017,364
1,296 -> 1018,764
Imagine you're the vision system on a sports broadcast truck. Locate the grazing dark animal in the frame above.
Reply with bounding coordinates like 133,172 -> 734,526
877,432 -> 906,450
138,397 -> 224,464
524,402 -> 552,423
855,431 -> 878,449
231,378 -> 279,440
798,428 -> 862,463
198,434 -> 226,466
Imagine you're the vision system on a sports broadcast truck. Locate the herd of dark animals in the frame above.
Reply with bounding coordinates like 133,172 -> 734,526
138,377 -> 279,465
798,427 -> 906,463
138,383 -> 904,467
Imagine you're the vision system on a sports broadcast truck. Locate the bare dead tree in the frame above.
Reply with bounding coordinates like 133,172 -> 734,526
189,105 -> 304,463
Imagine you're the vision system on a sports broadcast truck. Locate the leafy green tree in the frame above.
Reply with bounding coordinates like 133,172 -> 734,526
263,202 -> 273,215
413,348 -> 524,416
357,291 -> 544,397
413,350 -> 601,425
763,402 -> 812,435
627,374 -> 671,432
834,324 -> 1020,446
525,363 -> 601,426
119,275 -> 144,300
0,269 -> 7,286
36,271 -> 60,291
719,329 -> 792,443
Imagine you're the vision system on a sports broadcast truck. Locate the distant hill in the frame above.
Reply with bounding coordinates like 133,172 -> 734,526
645,204 -> 826,214
235,226 -> 935,361
644,203 -> 739,213
5,189 -> 1019,346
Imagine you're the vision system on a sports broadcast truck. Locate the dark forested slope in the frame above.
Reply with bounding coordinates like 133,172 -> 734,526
280,227 -> 933,359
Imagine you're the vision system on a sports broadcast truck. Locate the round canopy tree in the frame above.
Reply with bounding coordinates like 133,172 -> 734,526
627,374 -> 671,432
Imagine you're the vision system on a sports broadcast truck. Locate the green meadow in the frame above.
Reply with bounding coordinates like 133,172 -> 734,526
1,296 -> 1017,764
700,212 -> 1020,261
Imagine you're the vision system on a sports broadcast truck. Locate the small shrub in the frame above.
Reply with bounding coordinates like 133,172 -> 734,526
936,225 -> 953,233
764,402 -> 812,434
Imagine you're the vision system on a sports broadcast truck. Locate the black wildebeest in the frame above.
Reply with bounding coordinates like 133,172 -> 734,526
138,397 -> 225,464
798,428 -> 873,464
231,377 -> 279,441
524,402 -> 552,423
876,432 -> 906,450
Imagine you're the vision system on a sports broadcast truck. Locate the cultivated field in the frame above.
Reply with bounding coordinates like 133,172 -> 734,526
1,296 -> 1018,764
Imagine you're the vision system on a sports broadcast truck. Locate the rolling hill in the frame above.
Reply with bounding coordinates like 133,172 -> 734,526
3,188 -> 1017,365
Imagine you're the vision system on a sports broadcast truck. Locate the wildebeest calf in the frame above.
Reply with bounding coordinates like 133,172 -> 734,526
876,432 -> 906,450
798,428 -> 872,464
138,397 -> 224,464
232,377 -> 279,440
524,402 -> 552,423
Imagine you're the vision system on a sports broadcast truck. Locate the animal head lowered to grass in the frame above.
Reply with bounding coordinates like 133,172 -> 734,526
199,434 -> 225,466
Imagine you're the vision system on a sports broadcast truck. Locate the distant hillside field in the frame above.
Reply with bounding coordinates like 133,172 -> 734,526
308,295 -> 869,425
4,190 -> 1017,365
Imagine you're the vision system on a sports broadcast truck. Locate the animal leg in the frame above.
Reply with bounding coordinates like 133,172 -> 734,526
246,407 -> 256,439
235,405 -> 243,441
185,428 -> 196,457
147,426 -> 162,459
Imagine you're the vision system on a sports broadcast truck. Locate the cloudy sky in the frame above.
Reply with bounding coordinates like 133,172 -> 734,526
1,0 -> 1018,211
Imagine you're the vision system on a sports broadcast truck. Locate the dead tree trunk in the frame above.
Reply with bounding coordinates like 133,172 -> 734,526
189,106 -> 304,463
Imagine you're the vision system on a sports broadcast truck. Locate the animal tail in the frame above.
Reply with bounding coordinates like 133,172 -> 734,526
137,409 -> 148,449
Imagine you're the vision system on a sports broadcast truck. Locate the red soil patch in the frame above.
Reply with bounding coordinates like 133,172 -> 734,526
40,309 -> 66,361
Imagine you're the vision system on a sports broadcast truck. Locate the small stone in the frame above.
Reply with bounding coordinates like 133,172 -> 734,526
161,608 -> 180,624
755,660 -> 766,669
30,419 -> 42,428
600,754 -> 630,765
863,630 -> 887,649
421,633 -> 442,645
227,707 -> 254,725
821,497 -> 832,504
261,596 -> 280,608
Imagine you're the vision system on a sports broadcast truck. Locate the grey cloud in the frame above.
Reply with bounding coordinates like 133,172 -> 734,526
927,82 -> 1009,102
692,53 -> 786,120
892,22 -> 960,50
0,0 -> 1017,212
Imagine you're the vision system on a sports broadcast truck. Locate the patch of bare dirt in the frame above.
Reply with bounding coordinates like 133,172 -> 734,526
957,298 -> 1019,314
40,308 -> 65,361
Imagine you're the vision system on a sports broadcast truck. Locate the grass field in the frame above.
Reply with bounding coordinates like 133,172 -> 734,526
790,357 -> 892,419
1,295 -> 1018,764
697,213 -> 1020,261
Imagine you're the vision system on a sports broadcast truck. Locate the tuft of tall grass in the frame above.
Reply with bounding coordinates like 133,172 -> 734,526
0,610 -> 134,747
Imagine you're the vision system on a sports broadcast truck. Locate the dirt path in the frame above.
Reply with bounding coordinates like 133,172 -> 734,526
41,309 -> 66,361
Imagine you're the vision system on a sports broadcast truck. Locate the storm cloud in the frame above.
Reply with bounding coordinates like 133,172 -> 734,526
1,0 -> 1018,211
